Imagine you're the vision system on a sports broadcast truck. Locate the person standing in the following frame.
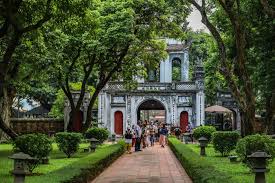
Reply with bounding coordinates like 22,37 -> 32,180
135,123 -> 142,152
174,127 -> 181,140
125,128 -> 133,154
186,123 -> 193,143
159,124 -> 168,148
131,125 -> 136,147
142,123 -> 147,148
149,123 -> 155,146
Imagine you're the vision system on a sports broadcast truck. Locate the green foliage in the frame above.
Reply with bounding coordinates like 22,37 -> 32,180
117,139 -> 127,151
193,126 -> 216,141
48,89 -> 65,119
212,131 -> 240,156
236,134 -> 275,167
55,132 -> 82,158
13,133 -> 52,159
13,133 -> 52,172
49,83 -> 97,118
168,138 -> 232,183
85,128 -> 109,143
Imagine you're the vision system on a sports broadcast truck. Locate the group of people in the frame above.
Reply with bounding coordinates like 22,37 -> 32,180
124,120 -> 169,153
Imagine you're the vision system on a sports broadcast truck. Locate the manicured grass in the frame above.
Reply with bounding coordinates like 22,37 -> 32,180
0,143 -> 123,183
188,143 -> 275,183
169,137 -> 275,183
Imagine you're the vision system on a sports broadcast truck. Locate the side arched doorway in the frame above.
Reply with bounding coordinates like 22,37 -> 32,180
180,111 -> 188,132
114,111 -> 123,135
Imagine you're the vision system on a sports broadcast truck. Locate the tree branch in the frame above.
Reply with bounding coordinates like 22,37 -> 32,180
20,0 -> 52,33
260,0 -> 275,18
0,20 -> 9,38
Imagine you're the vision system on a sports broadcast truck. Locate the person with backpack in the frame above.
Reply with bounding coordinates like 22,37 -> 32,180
159,123 -> 168,148
125,128 -> 133,154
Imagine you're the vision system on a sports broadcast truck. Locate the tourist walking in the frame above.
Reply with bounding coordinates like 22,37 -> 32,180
159,124 -> 168,148
135,123 -> 142,152
131,125 -> 136,147
124,128 -> 133,154
186,123 -> 193,143
149,123 -> 155,146
142,123 -> 148,148
174,127 -> 181,140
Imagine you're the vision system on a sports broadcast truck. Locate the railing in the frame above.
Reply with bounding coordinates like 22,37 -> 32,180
104,81 -> 197,91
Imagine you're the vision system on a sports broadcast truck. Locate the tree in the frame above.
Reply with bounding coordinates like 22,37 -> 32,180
45,0 -> 190,132
0,0 -> 53,139
186,0 -> 274,135
186,0 -> 256,135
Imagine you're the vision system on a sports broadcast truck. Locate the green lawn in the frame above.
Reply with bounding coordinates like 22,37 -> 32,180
185,143 -> 275,183
0,143 -> 121,183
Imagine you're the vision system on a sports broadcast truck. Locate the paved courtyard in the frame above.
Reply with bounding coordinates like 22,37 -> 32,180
91,144 -> 192,183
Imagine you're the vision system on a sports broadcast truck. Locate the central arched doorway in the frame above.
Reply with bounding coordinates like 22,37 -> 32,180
137,99 -> 166,124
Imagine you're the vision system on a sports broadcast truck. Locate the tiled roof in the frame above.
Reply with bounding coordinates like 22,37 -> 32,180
166,44 -> 186,51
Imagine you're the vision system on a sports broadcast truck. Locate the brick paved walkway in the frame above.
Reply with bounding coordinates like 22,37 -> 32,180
91,144 -> 192,183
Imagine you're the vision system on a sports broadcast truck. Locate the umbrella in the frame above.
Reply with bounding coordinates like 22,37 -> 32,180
205,105 -> 232,113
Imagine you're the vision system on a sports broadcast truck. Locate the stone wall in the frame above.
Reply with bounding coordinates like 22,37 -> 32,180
11,118 -> 64,135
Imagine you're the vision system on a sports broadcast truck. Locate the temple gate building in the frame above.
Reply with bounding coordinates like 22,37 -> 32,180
98,39 -> 205,135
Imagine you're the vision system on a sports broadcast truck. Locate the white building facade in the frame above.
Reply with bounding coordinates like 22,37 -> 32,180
98,39 -> 205,135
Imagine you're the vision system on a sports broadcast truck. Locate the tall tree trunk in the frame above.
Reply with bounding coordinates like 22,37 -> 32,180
265,90 -> 275,134
82,88 -> 101,132
0,84 -> 18,140
243,104 -> 256,135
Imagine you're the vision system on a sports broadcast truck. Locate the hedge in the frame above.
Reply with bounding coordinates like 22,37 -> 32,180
66,144 -> 124,183
168,137 -> 232,183
26,144 -> 125,183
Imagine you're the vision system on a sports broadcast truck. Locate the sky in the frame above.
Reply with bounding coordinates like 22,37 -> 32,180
187,8 -> 208,31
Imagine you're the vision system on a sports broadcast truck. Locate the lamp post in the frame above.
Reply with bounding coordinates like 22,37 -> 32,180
9,152 -> 33,183
198,137 -> 208,156
247,151 -> 271,183
87,138 -> 100,152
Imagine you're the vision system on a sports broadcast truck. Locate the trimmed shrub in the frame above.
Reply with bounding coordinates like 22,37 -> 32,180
13,133 -> 52,159
212,131 -> 240,156
168,137 -> 232,183
13,133 -> 52,172
55,132 -> 82,158
117,139 -> 127,151
85,128 -> 109,143
193,126 -> 216,141
236,134 -> 275,167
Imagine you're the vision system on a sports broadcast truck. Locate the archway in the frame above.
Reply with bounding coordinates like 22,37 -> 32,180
137,99 -> 166,124
180,111 -> 188,132
114,111 -> 123,135
172,58 -> 181,81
